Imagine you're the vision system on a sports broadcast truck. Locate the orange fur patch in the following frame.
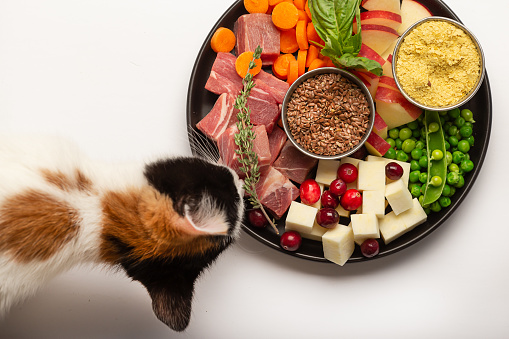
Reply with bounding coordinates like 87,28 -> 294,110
100,187 -> 219,264
0,190 -> 81,262
41,169 -> 93,193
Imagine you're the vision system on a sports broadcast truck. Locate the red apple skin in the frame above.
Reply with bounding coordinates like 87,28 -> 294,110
361,24 -> 399,35
378,75 -> 398,90
365,131 -> 392,156
375,87 -> 422,118
373,111 -> 388,131
359,44 -> 386,67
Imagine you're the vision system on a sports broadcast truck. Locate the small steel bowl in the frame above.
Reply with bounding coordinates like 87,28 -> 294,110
281,67 -> 375,160
392,16 -> 485,111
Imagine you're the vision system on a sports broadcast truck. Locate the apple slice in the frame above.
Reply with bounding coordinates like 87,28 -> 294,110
351,70 -> 380,98
360,24 -> 399,55
358,43 -> 386,67
365,131 -> 391,156
375,86 -> 423,129
353,10 -> 402,32
361,0 -> 401,15
378,75 -> 399,91
373,111 -> 388,139
382,54 -> 393,77
398,0 -> 432,34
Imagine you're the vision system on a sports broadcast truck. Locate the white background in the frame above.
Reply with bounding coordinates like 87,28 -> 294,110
0,0 -> 506,338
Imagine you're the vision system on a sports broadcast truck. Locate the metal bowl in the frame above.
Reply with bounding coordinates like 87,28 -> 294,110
392,16 -> 485,111
280,67 -> 375,160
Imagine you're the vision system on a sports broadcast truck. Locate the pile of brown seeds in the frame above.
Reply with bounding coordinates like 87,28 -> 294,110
286,73 -> 371,156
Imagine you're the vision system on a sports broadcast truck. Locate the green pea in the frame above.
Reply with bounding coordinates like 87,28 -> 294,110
430,201 -> 442,212
410,160 -> 421,171
439,116 -> 445,126
415,140 -> 425,150
418,156 -> 428,168
449,186 -> 456,196
402,139 -> 416,153
430,175 -> 443,187
461,108 -> 475,122
419,172 -> 428,184
388,128 -> 399,139
395,138 -> 403,150
386,138 -> 396,148
396,150 -> 409,162
444,140 -> 450,150
424,207 -> 432,215
448,163 -> 460,173
384,148 -> 396,159
428,122 -> 439,133
461,159 -> 474,173
407,120 -> 419,130
443,121 -> 453,132
466,135 -> 475,146
399,127 -> 413,140
459,126 -> 473,138
464,121 -> 472,128
409,170 -> 421,183
438,196 -> 452,208
454,175 -> 465,188
431,149 -> 444,161
410,184 -> 422,198
445,151 -> 452,165
449,108 -> 460,119
442,184 -> 452,197
447,171 -> 460,185
411,148 -> 423,160
448,125 -> 458,136
412,128 -> 421,138
449,135 -> 459,147
452,151 -> 465,164
454,116 -> 465,128
458,140 -> 470,153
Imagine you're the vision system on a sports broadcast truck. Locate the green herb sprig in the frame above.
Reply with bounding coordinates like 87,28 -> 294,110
233,45 -> 278,234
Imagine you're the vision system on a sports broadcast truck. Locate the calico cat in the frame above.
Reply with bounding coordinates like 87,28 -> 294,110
0,135 -> 244,331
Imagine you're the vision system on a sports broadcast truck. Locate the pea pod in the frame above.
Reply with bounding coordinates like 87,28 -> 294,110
422,110 -> 447,205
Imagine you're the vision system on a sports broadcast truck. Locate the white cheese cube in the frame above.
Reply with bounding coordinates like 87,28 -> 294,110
379,198 -> 427,244
357,160 -> 385,191
335,203 -> 350,217
315,159 -> 340,186
300,221 -> 328,241
365,155 -> 385,162
366,156 -> 410,186
311,183 -> 325,209
285,201 -> 317,234
385,178 -> 413,215
350,213 -> 380,245
322,224 -> 355,266
362,190 -> 386,217
340,157 -> 363,167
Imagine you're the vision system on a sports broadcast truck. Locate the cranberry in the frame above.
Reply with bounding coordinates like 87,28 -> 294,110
316,208 -> 340,229
247,209 -> 268,228
321,190 -> 340,209
385,162 -> 404,180
299,179 -> 321,205
280,231 -> 302,251
340,189 -> 362,211
329,178 -> 347,197
360,238 -> 380,258
337,163 -> 358,183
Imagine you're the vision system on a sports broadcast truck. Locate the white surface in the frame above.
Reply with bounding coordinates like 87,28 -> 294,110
0,0 -> 507,338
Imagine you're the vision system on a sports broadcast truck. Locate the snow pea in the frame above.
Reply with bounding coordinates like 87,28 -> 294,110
422,110 -> 447,205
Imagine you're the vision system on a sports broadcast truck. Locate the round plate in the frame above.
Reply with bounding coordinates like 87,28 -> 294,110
186,0 -> 492,263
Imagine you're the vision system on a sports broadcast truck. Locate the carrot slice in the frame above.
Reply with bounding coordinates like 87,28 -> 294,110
272,2 -> 299,30
244,0 -> 269,13
280,28 -> 299,54
297,49 -> 307,76
210,27 -> 236,53
306,22 -> 321,46
305,0 -> 312,20
269,0 -> 285,5
287,59 -> 299,85
294,0 -> 305,10
272,53 -> 296,79
305,44 -> 320,68
296,20 -> 308,50
297,9 -> 309,23
235,51 -> 263,78
308,58 -> 325,71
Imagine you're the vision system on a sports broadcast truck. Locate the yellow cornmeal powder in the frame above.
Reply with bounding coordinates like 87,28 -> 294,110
395,20 -> 481,107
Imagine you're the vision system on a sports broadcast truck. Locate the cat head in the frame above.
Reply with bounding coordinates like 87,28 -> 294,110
100,157 -> 244,331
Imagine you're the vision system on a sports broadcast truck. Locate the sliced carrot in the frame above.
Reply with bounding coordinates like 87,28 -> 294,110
272,2 -> 299,30
235,51 -> 263,78
297,49 -> 307,76
266,4 -> 274,13
287,59 -> 299,85
280,28 -> 299,53
325,57 -> 335,67
306,22 -> 321,46
297,9 -> 309,23
296,20 -> 308,50
294,0 -> 305,10
305,0 -> 312,20
244,0 -> 269,13
272,53 -> 296,79
269,0 -> 285,5
210,27 -> 236,53
308,58 -> 325,71
305,44 -> 320,68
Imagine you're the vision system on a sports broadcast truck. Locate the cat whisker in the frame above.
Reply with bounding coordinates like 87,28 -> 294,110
186,126 -> 220,163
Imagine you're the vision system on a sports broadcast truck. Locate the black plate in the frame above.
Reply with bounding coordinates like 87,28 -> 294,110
186,0 -> 492,263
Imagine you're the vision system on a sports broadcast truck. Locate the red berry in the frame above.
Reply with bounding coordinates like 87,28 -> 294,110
280,231 -> 302,251
299,179 -> 321,205
247,209 -> 268,228
321,190 -> 340,209
360,238 -> 379,258
337,163 -> 358,183
316,208 -> 340,228
329,178 -> 347,197
340,189 -> 362,211
385,162 -> 404,180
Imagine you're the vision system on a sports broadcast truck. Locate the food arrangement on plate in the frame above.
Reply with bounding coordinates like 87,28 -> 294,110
187,0 -> 491,264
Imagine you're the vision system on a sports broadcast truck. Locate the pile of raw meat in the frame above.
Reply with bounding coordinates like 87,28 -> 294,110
196,13 -> 318,219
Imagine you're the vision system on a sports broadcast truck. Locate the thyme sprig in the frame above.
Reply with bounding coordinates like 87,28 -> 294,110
233,45 -> 278,234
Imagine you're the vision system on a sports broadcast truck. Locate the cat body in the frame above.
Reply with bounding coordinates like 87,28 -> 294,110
0,135 -> 244,331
